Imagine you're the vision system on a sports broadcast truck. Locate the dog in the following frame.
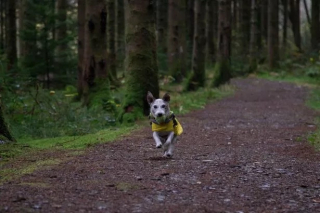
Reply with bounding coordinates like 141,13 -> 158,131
147,91 -> 183,157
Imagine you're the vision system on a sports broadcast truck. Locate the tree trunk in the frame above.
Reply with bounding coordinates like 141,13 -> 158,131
311,0 -> 320,50
55,0 -> 68,60
187,0 -> 207,91
261,0 -> 268,44
0,0 -> 5,52
168,0 -> 186,83
282,0 -> 288,51
212,0 -> 232,87
77,0 -> 85,100
232,0 -> 238,30
186,0 -> 194,68
303,0 -> 310,25
6,0 -> 17,71
122,0 -> 159,118
206,0 -> 216,65
116,0 -> 125,72
239,0 -> 251,56
288,0 -> 301,52
107,0 -> 117,82
156,0 -> 168,54
249,0 -> 257,70
0,105 -> 15,143
82,0 -> 109,107
268,0 -> 279,68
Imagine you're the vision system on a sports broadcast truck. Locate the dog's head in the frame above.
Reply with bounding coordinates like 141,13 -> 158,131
147,91 -> 171,123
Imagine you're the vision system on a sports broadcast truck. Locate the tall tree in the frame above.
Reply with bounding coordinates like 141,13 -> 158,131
282,0 -> 288,51
186,0 -> 194,67
212,0 -> 232,87
239,0 -> 251,56
6,0 -> 17,71
156,0 -> 168,54
206,0 -> 216,64
268,0 -> 279,68
260,0 -> 268,44
311,0 -> 320,50
288,0 -> 301,52
168,0 -> 186,83
0,0 -> 5,52
77,0 -> 85,99
249,0 -> 257,70
122,0 -> 159,119
186,0 -> 207,91
107,0 -> 117,82
82,0 -> 109,106
116,0 -> 125,71
55,0 -> 68,60
0,105 -> 15,143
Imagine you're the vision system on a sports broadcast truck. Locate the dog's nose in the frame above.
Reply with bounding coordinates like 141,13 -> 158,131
157,113 -> 163,117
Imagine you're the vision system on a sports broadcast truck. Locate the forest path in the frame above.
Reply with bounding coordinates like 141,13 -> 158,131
1,78 -> 320,212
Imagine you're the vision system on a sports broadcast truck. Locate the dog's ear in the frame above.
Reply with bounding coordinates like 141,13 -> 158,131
162,93 -> 170,102
147,91 -> 154,105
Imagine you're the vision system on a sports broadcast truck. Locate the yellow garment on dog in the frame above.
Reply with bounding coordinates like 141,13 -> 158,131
151,119 -> 183,136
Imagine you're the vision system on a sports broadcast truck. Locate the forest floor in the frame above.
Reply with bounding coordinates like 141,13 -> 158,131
1,78 -> 320,213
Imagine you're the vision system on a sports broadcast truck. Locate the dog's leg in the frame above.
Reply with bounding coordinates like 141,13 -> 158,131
166,137 -> 176,157
163,132 -> 175,157
153,132 -> 162,148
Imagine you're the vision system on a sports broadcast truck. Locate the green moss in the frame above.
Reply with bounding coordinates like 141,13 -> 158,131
0,159 -> 61,184
115,182 -> 140,191
20,126 -> 137,150
212,60 -> 232,88
19,182 -> 50,188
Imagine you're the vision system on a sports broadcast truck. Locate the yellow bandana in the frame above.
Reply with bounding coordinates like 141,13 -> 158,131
151,119 -> 183,136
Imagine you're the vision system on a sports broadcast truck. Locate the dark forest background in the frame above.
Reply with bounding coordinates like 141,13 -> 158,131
0,0 -> 320,143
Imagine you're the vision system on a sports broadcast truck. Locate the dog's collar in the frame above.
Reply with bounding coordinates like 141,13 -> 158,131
149,111 -> 177,126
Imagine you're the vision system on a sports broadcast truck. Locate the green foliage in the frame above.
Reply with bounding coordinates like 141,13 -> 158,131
20,0 -> 77,87
212,60 -> 232,88
1,82 -> 124,140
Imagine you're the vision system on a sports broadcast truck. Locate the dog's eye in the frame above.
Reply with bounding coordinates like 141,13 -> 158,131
161,105 -> 166,108
153,105 -> 158,109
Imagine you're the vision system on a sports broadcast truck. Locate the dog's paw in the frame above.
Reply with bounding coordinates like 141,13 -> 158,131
156,144 -> 162,148
163,152 -> 173,158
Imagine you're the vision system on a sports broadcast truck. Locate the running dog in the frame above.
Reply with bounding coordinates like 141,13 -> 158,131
147,91 -> 183,157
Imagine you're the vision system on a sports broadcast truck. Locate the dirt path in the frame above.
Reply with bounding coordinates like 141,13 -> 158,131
1,78 -> 320,213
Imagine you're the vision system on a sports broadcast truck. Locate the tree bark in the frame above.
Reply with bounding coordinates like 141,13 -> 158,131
288,0 -> 301,52
107,0 -> 117,81
187,0 -> 207,91
261,0 -> 268,44
0,0 -> 5,52
116,0 -> 125,71
6,0 -> 17,71
268,0 -> 279,68
186,0 -> 194,68
123,0 -> 159,117
156,0 -> 168,54
249,0 -> 257,70
168,0 -> 186,83
77,0 -> 85,100
303,0 -> 310,25
0,105 -> 15,143
212,0 -> 232,87
239,0 -> 251,56
55,0 -> 68,60
282,0 -> 288,51
82,0 -> 109,107
311,0 -> 320,50
206,0 -> 216,64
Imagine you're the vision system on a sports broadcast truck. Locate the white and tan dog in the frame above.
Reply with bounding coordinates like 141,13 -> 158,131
147,91 -> 183,157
